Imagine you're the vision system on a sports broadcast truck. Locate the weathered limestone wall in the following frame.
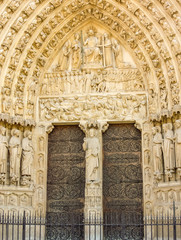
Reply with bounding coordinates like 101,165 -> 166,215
0,0 -> 180,222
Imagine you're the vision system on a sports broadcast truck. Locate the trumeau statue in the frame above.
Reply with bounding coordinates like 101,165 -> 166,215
162,123 -> 175,174
174,120 -> 181,171
152,126 -> 163,179
22,130 -> 34,177
83,127 -> 100,183
9,129 -> 22,185
0,126 -> 8,182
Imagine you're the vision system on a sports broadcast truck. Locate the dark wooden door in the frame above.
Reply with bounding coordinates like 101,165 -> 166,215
46,125 -> 85,240
103,124 -> 143,239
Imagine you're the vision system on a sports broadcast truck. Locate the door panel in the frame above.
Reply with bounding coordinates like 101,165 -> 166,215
46,125 -> 85,240
103,124 -> 143,239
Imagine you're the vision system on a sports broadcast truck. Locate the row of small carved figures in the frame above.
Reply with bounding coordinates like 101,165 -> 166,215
151,121 -> 181,179
0,126 -> 33,185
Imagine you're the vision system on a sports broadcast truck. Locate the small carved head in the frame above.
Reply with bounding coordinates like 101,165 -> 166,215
167,123 -> 173,130
89,128 -> 95,138
24,130 -> 32,140
0,126 -> 6,136
162,124 -> 167,132
175,120 -> 181,129
103,32 -> 109,38
152,126 -> 161,135
11,129 -> 19,137
152,127 -> 157,135
87,26 -> 97,36
74,32 -> 80,40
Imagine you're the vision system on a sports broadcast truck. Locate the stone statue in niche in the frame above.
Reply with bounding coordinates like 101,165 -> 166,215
38,153 -> 44,168
0,126 -> 8,183
103,33 -> 112,67
83,127 -> 100,183
72,32 -> 81,69
144,150 -> 150,165
84,27 -> 102,65
21,130 -> 34,186
59,40 -> 71,71
9,129 -> 22,185
174,120 -> 181,173
39,136 -> 44,151
143,133 -> 150,148
145,167 -> 151,182
152,126 -> 163,179
112,39 -> 123,68
145,184 -> 151,199
168,190 -> 177,202
163,123 -> 175,175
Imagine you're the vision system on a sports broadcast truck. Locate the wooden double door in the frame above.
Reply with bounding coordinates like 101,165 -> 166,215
46,124 -> 143,239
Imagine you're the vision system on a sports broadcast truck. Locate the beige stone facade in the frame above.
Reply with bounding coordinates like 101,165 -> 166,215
0,0 -> 180,223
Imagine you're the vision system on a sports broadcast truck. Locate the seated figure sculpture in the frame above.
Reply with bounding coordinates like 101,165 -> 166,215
84,27 -> 102,66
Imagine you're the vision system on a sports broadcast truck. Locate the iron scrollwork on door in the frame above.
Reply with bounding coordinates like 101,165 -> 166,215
46,125 -> 85,240
103,124 -> 143,240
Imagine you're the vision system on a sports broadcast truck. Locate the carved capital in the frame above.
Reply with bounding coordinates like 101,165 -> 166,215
134,120 -> 143,131
79,119 -> 108,135
45,124 -> 54,134
100,121 -> 109,133
38,123 -> 54,134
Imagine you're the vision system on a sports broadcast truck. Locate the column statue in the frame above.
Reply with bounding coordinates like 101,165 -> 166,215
162,123 -> 175,174
9,129 -> 22,185
0,126 -> 8,183
21,130 -> 34,185
174,120 -> 181,172
83,127 -> 100,183
152,126 -> 163,179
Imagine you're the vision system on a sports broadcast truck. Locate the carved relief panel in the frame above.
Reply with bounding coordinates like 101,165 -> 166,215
39,93 -> 147,123
39,24 -> 145,98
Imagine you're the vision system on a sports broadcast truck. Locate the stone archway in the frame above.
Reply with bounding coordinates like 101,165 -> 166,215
0,1 -> 180,239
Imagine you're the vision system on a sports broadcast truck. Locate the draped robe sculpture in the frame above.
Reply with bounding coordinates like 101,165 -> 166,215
22,130 -> 34,178
163,123 -> 175,174
72,33 -> 81,69
84,28 -> 102,65
152,126 -> 163,179
0,126 -> 8,182
83,128 -> 100,183
59,41 -> 71,71
112,39 -> 123,68
174,120 -> 181,172
9,129 -> 22,184
104,33 -> 112,67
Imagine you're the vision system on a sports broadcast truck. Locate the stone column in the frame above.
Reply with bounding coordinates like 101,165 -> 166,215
79,120 -> 108,240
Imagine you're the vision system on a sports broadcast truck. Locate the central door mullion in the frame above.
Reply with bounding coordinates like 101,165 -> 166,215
80,120 -> 108,240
